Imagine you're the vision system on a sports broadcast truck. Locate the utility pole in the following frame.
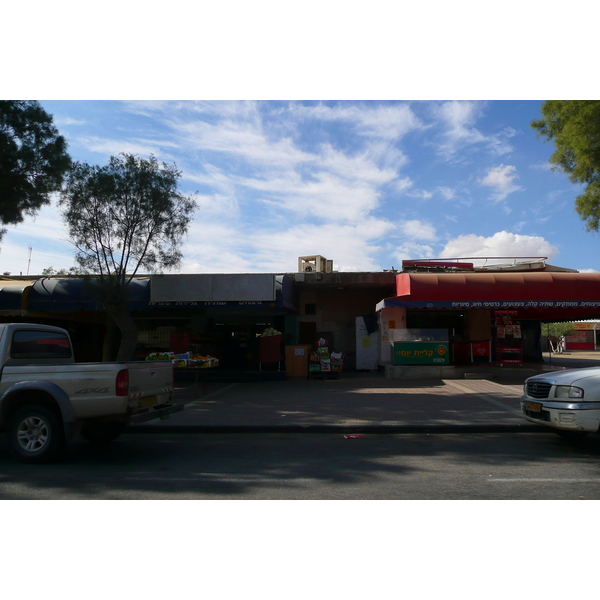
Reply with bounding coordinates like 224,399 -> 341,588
26,246 -> 32,276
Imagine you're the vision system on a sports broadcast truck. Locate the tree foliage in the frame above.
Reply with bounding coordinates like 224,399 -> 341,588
544,322 -> 575,339
41,266 -> 81,276
0,100 -> 71,240
60,153 -> 196,360
531,101 -> 600,231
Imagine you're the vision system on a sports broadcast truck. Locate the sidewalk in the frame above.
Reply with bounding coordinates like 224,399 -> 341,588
129,352 -> 600,434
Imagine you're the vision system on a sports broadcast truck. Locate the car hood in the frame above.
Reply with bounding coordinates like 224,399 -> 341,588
528,367 -> 600,385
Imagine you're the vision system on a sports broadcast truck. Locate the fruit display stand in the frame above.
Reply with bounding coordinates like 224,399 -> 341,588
146,351 -> 220,395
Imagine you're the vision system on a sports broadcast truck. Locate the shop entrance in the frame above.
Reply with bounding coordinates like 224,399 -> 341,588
208,316 -> 285,370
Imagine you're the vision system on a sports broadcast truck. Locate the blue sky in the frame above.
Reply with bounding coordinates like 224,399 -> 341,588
3,3 -> 597,278
1,99 -> 596,276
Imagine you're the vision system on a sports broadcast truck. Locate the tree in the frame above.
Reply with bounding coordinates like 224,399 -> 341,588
544,322 -> 575,339
60,153 -> 196,360
531,101 -> 600,231
41,266 -> 81,276
0,100 -> 71,241
543,322 -> 576,353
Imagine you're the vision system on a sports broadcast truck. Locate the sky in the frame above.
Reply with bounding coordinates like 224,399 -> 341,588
1,99 -> 597,276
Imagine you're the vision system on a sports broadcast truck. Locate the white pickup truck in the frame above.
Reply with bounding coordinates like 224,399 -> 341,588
0,323 -> 181,462
521,367 -> 600,439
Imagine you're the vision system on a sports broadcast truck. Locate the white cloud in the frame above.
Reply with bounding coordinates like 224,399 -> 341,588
406,189 -> 434,200
439,231 -> 559,260
433,101 -> 486,158
291,102 -> 424,140
479,164 -> 522,201
241,170 -> 382,224
437,186 -> 456,200
168,118 -> 314,170
399,220 -> 437,241
54,117 -> 86,126
433,101 -> 516,160
76,136 -> 173,159
318,143 -> 400,185
393,177 -> 414,193
0,202 -> 75,275
392,242 -> 435,264
530,161 -> 553,171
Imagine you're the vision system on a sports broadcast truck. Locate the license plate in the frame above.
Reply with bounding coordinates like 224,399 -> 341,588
524,401 -> 542,412
141,395 -> 158,407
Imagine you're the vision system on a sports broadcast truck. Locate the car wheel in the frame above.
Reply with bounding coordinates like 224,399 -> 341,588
7,404 -> 66,463
80,422 -> 126,444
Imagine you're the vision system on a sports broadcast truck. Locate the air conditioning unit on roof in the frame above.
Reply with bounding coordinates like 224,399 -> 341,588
298,255 -> 333,273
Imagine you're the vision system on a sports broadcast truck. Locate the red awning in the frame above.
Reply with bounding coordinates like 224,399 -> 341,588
395,272 -> 600,301
378,272 -> 600,320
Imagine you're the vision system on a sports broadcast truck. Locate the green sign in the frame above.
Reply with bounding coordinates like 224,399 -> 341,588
392,342 -> 450,365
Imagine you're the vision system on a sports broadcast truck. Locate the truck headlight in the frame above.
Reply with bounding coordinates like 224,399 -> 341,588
555,385 -> 584,399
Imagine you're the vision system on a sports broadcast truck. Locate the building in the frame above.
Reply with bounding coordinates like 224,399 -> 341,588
564,321 -> 600,351
376,257 -> 600,376
2,256 -> 600,374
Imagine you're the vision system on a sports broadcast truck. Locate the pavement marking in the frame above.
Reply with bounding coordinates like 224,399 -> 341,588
488,478 -> 600,483
443,380 -> 520,414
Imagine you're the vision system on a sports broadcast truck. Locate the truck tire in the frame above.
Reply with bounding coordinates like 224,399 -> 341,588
6,404 -> 66,463
80,422 -> 126,444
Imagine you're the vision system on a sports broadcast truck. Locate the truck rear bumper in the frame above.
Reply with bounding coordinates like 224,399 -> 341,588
521,398 -> 600,432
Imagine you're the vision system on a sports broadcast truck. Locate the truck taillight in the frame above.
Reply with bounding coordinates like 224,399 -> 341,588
116,369 -> 129,396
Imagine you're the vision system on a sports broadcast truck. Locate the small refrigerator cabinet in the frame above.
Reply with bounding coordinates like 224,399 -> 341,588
356,317 -> 379,370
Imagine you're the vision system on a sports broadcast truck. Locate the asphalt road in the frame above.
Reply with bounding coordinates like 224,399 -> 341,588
2,430 -> 600,499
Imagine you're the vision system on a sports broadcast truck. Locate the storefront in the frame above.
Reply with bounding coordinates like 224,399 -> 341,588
142,274 -> 297,370
9,274 -> 296,367
377,272 -> 600,367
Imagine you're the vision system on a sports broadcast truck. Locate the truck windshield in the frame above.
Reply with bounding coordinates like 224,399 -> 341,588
11,331 -> 72,359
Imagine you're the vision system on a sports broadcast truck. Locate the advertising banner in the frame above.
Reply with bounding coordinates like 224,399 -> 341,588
392,341 -> 450,365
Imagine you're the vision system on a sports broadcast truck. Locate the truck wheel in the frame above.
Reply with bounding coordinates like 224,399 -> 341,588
7,404 -> 65,463
81,422 -> 126,444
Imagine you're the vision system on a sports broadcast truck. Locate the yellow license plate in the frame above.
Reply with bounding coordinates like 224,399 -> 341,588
524,401 -> 542,412
141,395 -> 158,407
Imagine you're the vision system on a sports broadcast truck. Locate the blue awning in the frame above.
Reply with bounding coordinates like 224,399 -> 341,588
27,278 -> 151,312
0,283 -> 32,314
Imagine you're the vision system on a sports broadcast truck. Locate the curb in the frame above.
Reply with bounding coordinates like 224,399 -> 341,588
127,424 -> 546,434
